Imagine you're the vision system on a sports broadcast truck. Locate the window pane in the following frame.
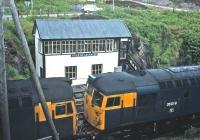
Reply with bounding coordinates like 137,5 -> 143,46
106,98 -> 114,107
65,66 -> 77,79
56,104 -> 66,115
53,46 -> 57,53
45,46 -> 49,54
106,97 -> 120,107
113,97 -> 120,106
67,103 -> 73,114
92,90 -> 103,107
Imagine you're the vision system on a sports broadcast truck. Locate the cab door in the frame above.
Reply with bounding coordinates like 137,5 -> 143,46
53,101 -> 75,138
104,95 -> 121,130
35,102 -> 52,139
120,93 -> 137,125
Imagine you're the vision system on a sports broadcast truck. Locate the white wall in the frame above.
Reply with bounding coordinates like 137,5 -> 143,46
35,29 -> 43,77
45,52 -> 118,85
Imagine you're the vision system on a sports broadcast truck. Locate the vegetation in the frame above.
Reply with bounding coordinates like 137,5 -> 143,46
14,0 -> 87,15
4,17 -> 34,79
5,0 -> 200,79
169,0 -> 183,11
95,6 -> 200,67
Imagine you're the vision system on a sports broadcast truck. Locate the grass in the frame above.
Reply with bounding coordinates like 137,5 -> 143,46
94,6 -> 200,67
5,1 -> 200,79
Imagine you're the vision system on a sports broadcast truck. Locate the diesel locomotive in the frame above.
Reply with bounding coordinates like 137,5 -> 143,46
84,66 -> 200,132
7,78 -> 77,140
2,65 -> 200,140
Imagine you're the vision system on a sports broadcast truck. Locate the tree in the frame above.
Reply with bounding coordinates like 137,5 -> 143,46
179,32 -> 200,65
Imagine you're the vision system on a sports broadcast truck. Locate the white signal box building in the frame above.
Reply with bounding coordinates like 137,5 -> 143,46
33,19 -> 132,85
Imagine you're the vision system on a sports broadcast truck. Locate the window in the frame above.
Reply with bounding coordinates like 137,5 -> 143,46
65,66 -> 77,79
92,90 -> 103,107
92,64 -> 103,75
56,104 -> 66,116
67,102 -> 73,114
44,39 -> 116,54
38,40 -> 42,53
106,97 -> 120,107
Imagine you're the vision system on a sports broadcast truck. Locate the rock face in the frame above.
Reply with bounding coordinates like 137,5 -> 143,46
5,39 -> 25,75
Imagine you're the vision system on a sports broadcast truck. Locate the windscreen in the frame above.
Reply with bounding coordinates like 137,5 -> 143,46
92,90 -> 103,107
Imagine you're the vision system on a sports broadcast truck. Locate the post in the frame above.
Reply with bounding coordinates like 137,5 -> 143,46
113,0 -> 115,10
8,0 -> 59,140
0,0 -> 11,139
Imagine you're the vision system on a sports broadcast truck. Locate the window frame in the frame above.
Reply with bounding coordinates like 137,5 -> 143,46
91,64 -> 103,75
54,101 -> 74,119
55,103 -> 66,116
65,66 -> 77,80
92,89 -> 104,108
105,95 -> 121,110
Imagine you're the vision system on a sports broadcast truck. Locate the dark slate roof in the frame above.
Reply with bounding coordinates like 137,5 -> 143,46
7,78 -> 73,103
34,19 -> 132,40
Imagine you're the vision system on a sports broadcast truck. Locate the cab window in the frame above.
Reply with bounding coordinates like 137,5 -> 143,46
92,90 -> 103,107
56,104 -> 66,116
106,97 -> 120,107
67,102 -> 73,114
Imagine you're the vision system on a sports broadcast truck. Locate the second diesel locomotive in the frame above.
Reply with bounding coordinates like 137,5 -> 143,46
7,78 -> 77,140
84,66 -> 200,132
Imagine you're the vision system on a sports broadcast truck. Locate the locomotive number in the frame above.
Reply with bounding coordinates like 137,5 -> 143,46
166,101 -> 178,107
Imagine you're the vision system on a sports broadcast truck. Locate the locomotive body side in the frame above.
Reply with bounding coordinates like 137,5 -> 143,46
84,66 -> 200,132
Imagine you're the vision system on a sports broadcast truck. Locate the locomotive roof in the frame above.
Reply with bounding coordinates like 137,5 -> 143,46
91,71 -> 158,95
148,66 -> 200,81
7,78 -> 73,103
91,66 -> 200,96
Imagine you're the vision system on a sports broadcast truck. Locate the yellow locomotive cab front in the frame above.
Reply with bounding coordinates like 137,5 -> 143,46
84,81 -> 137,131
84,84 -> 106,130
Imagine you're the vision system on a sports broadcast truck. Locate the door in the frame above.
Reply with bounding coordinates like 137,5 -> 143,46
120,93 -> 137,125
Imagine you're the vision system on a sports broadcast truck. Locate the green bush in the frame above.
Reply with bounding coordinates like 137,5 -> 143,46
6,64 -> 25,80
95,7 -> 200,67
